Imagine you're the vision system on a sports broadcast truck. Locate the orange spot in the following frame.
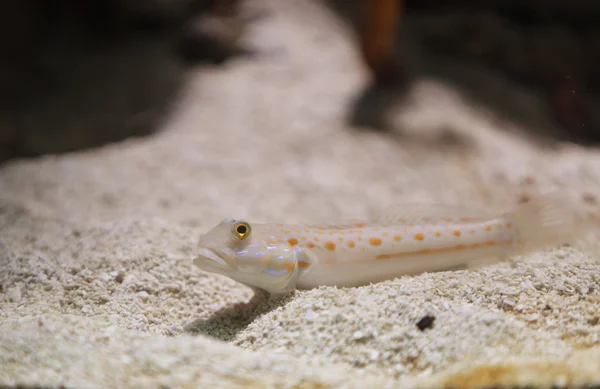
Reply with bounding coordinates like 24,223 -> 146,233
298,260 -> 311,269
286,262 -> 295,272
369,237 -> 382,246
304,229 -> 309,233
393,235 -> 402,241
397,218 -> 407,223
485,225 -> 492,232
264,225 -> 272,231
313,236 -> 320,242
455,244 -> 466,250
315,230 -> 325,235
484,240 -> 497,246
288,238 -> 298,246
434,231 -> 441,237
276,224 -> 284,227
348,240 -> 356,248
357,236 -> 363,241
423,218 -> 432,223
383,232 -> 389,236
452,230 -> 461,237
442,218 -> 454,222
324,242 -> 336,251
414,233 -> 425,241
306,242 -> 315,248
338,237 -> 344,242
506,222 -> 513,228
497,223 -> 503,228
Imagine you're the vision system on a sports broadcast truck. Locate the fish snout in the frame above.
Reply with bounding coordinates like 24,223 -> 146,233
193,247 -> 232,274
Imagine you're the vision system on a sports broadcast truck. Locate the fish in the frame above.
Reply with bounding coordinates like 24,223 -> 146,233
193,193 -> 593,294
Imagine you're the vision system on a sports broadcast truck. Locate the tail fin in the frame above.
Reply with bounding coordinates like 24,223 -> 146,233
510,192 -> 595,252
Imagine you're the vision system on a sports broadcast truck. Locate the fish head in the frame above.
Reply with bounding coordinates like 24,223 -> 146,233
193,218 -> 310,294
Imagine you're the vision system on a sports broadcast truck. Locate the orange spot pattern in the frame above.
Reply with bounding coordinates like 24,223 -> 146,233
369,238 -> 382,246
414,233 -> 425,241
452,230 -> 461,237
324,242 -> 336,251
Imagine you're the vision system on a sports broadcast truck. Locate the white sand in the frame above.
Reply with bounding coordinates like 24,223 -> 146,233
2,0 -> 600,387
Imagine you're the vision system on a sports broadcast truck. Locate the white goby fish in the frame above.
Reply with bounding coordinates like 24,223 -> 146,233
193,193 -> 591,294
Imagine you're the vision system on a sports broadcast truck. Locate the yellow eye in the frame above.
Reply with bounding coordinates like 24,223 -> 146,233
232,221 -> 251,240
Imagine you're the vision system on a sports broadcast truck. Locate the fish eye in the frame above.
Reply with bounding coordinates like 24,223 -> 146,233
232,221 -> 251,240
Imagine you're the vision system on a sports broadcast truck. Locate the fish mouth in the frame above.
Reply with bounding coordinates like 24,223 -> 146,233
193,248 -> 231,273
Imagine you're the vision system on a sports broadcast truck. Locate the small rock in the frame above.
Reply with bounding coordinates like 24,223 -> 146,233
121,274 -> 135,286
352,331 -> 367,341
501,297 -> 516,310
115,271 -> 126,284
416,314 -> 436,331
162,283 -> 181,293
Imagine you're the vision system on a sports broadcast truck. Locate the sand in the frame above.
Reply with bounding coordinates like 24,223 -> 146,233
2,0 -> 600,387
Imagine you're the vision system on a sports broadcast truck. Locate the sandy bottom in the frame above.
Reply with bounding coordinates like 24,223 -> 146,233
3,1 -> 600,388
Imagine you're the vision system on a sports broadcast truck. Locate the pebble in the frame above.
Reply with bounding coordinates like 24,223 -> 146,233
351,331 -> 367,341
121,275 -> 136,286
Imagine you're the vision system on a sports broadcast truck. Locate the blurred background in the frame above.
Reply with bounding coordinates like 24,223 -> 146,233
1,0 -> 599,164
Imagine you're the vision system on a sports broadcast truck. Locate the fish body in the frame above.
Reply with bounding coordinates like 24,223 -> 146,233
193,193 -> 588,294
